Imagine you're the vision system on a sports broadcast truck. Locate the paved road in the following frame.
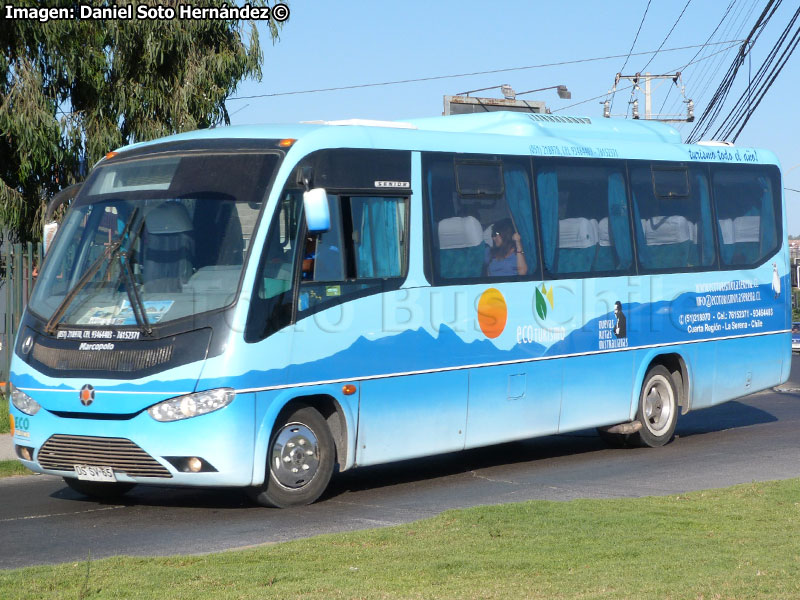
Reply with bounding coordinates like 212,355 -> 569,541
2,359 -> 799,569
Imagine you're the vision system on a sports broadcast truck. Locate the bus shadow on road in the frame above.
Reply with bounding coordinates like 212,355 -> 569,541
326,434 -> 609,499
50,483 -> 254,509
326,399 -> 778,499
674,399 -> 777,438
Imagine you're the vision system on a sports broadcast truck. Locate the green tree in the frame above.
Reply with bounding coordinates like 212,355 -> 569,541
0,0 -> 284,242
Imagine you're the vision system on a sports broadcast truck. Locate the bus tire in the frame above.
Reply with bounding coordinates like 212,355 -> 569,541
63,477 -> 136,500
248,405 -> 335,508
632,365 -> 678,448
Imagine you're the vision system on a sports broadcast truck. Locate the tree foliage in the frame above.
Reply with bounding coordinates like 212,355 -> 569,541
1,0 -> 283,242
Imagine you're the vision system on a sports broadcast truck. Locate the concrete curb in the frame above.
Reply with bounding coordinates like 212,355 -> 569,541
0,433 -> 16,461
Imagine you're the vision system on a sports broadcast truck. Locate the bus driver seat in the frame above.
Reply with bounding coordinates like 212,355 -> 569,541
141,202 -> 195,293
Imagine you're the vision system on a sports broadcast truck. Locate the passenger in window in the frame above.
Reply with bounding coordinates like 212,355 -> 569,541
485,219 -> 527,276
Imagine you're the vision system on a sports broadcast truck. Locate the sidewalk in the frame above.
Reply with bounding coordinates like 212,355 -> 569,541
0,433 -> 16,461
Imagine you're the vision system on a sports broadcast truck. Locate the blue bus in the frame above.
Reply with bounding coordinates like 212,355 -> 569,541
8,112 -> 790,507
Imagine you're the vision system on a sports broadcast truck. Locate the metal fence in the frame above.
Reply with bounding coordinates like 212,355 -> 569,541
1,242 -> 43,388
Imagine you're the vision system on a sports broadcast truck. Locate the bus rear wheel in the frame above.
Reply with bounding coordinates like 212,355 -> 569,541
63,477 -> 136,500
632,365 -> 678,448
248,405 -> 335,508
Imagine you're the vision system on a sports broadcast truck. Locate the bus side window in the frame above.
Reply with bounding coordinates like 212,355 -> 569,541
424,153 -> 538,282
245,192 -> 303,342
712,166 -> 780,267
298,195 -> 408,314
301,194 -> 345,283
535,160 -> 632,276
630,165 -> 715,271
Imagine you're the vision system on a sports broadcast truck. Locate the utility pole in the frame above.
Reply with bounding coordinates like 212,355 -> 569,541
604,72 -> 694,122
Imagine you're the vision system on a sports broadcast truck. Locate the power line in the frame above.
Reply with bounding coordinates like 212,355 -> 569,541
687,0 -> 784,142
672,0 -> 757,121
553,41 -> 740,114
656,81 -> 675,117
227,40 -> 745,102
638,0 -> 694,73
618,0 -> 652,74
684,0 -> 737,69
714,4 -> 800,141
610,0 -> 652,115
666,0 -> 736,117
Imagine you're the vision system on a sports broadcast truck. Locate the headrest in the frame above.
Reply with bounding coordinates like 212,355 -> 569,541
718,215 -> 760,244
145,202 -> 193,235
438,216 -> 484,249
559,217 -> 598,249
597,218 -> 610,247
641,215 -> 692,245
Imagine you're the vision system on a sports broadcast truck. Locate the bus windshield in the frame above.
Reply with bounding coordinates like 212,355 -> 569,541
29,150 -> 280,329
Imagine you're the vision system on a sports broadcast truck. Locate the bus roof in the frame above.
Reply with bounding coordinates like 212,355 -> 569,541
113,111 -> 779,166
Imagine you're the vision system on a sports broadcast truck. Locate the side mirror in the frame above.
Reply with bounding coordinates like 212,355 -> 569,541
303,188 -> 330,233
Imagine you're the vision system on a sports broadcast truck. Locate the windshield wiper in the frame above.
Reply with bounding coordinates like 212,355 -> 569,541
113,228 -> 152,336
44,208 -> 141,335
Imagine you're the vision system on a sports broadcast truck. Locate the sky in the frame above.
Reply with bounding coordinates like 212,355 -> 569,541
225,0 -> 800,233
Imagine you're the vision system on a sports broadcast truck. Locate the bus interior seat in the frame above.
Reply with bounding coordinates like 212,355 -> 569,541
686,221 -> 701,265
557,217 -> 598,272
438,216 -> 484,278
640,215 -> 693,268
142,202 -> 194,293
594,217 -> 615,271
193,198 -> 244,269
718,215 -> 760,264
483,224 -> 494,247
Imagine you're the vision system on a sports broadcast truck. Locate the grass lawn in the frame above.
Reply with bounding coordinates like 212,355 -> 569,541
0,459 -> 30,478
0,398 -> 9,434
0,478 -> 799,599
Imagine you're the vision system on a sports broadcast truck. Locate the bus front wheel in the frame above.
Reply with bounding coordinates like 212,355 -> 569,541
632,365 -> 678,448
248,405 -> 335,508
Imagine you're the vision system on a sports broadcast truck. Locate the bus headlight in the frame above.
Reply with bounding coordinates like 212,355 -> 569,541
9,384 -> 41,416
147,388 -> 235,422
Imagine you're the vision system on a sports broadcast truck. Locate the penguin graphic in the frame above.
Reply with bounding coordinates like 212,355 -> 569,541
772,263 -> 781,299
614,301 -> 627,339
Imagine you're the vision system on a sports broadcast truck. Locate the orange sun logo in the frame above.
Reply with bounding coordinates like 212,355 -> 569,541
477,288 -> 508,339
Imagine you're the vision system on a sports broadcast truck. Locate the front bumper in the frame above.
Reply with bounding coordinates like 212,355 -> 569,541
9,392 -> 256,487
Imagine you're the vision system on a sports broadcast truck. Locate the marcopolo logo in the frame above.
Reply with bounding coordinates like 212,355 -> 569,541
79,384 -> 95,407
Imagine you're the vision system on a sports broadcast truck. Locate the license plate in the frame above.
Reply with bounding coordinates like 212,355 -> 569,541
74,464 -> 116,482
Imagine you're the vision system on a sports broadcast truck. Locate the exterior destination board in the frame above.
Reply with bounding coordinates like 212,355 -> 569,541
8,111 -> 790,507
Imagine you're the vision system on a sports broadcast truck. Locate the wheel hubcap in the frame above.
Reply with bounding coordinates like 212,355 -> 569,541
270,423 -> 320,489
643,375 -> 673,436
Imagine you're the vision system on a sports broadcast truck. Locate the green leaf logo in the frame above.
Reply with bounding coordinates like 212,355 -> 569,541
535,287 -> 547,320
535,284 -> 554,321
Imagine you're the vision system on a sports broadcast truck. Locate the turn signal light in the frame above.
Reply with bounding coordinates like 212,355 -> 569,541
342,384 -> 357,396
